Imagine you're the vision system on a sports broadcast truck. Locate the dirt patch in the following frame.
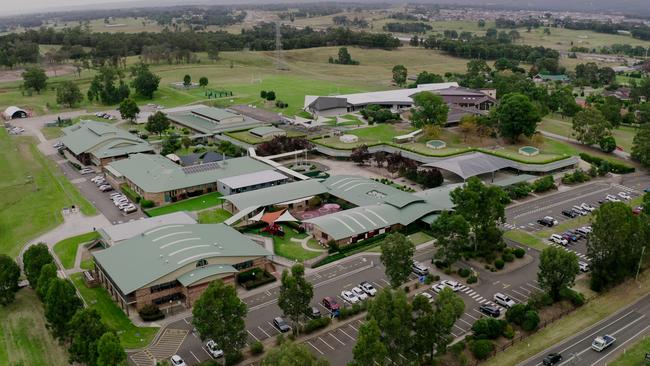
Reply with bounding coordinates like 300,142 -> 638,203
0,64 -> 76,83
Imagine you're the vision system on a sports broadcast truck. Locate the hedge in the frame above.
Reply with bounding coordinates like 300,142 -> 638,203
250,341 -> 264,355
140,199 -> 155,208
237,269 -> 276,290
471,339 -> 494,360
579,153 -> 635,174
303,317 -> 331,334
138,304 -> 165,321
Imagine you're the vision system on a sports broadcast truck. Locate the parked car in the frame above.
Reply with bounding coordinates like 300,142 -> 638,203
576,227 -> 590,237
563,231 -> 578,242
544,216 -> 559,226
580,203 -> 595,212
562,209 -> 578,218
592,335 -> 616,352
606,194 -> 621,202
411,261 -> 429,276
618,192 -> 631,200
633,206 -> 643,216
99,185 -> 113,192
90,175 -> 104,183
579,261 -> 590,272
441,279 -> 463,292
549,234 -> 568,246
341,290 -> 359,304
109,192 -> 124,198
572,206 -> 588,215
79,168 -> 94,175
542,353 -> 563,366
537,217 -> 555,227
170,355 -> 187,366
567,230 -> 584,240
431,283 -> 445,293
351,287 -> 368,301
417,292 -> 434,303
359,281 -> 377,296
309,307 -> 321,319
205,340 -> 223,358
479,305 -> 501,318
273,317 -> 291,333
322,297 -> 340,312
493,293 -> 516,308
123,205 -> 137,213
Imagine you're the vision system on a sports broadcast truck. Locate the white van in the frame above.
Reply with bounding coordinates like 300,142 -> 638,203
550,234 -> 568,246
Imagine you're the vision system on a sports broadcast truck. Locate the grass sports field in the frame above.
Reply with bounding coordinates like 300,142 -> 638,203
0,130 -> 96,258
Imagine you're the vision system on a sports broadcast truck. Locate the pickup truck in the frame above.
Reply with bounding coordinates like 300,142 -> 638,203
591,335 -> 616,352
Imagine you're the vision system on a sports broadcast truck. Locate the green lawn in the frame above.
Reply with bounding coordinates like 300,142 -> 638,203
80,258 -> 95,271
247,224 -> 322,261
145,192 -> 223,217
40,126 -> 64,140
0,131 -> 96,257
0,289 -> 69,366
71,273 -> 157,349
539,116 -> 638,153
610,335 -> 650,366
407,231 -> 434,246
53,231 -> 100,269
503,230 -> 546,251
197,208 -> 233,224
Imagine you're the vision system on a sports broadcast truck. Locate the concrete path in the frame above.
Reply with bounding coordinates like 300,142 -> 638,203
290,234 -> 326,253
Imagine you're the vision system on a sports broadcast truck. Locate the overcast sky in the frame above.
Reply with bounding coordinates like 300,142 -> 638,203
1,0 -> 141,15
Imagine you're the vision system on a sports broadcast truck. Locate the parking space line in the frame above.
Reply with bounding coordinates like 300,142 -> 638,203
307,341 -> 324,355
526,282 -> 542,291
458,318 -> 473,327
339,328 -> 355,341
478,299 -> 486,304
329,332 -> 346,346
465,312 -> 478,320
451,330 -> 461,337
372,281 -> 384,289
247,329 -> 260,342
189,350 -> 200,363
473,308 -> 486,317
348,323 -> 359,331
318,337 -> 335,350
511,289 -> 528,299
267,322 -> 281,334
506,293 -> 525,303
453,324 -> 466,333
518,286 -> 532,294
201,345 -> 213,359
257,326 -> 271,338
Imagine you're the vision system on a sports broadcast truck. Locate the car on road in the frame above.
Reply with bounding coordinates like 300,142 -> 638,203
273,317 -> 291,333
580,203 -> 596,212
493,293 -> 516,308
606,194 -> 621,202
479,305 -> 501,318
351,286 -> 368,301
205,340 -> 223,358
618,192 -> 632,200
170,355 -> 187,366
412,261 -> 429,276
542,352 -> 563,365
579,261 -> 590,272
431,283 -> 445,293
359,281 -> 377,296
341,290 -> 360,304
322,297 -> 340,312
561,209 -> 579,218
417,292 -> 434,303
549,234 -> 568,246
309,306 -> 321,319
592,334 -> 616,352
441,280 -> 463,292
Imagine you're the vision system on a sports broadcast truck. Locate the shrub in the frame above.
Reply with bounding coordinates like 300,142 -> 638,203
466,275 -> 478,284
250,341 -> 264,355
506,303 -> 530,324
443,268 -> 453,275
121,185 -> 141,203
579,153 -> 635,174
599,135 -> 616,153
236,269 -> 276,290
471,339 -> 494,360
303,317 -> 331,334
532,175 -> 556,193
561,169 -> 591,185
503,324 -> 515,339
449,340 -> 466,356
494,259 -> 505,270
522,310 -> 540,331
471,318 -> 507,339
527,292 -> 553,309
404,285 -> 411,293
433,260 -> 449,269
458,268 -> 471,278
138,304 -> 164,321
560,287 -> 585,307
502,253 -> 515,262
339,301 -> 367,320
225,351 -> 243,366
505,182 -> 532,199
140,199 -> 155,208
513,248 -> 525,258
276,334 -> 285,346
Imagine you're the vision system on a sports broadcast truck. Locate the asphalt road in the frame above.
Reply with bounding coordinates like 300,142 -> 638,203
520,294 -> 650,366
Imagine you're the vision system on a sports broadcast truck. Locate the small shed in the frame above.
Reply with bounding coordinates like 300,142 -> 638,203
3,106 -> 28,120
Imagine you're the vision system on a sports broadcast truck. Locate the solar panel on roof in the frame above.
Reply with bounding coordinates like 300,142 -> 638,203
182,162 -> 222,174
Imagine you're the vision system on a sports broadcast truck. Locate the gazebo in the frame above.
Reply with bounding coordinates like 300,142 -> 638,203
251,209 -> 298,236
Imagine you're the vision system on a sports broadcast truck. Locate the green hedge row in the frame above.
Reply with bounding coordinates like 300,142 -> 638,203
579,153 -> 635,174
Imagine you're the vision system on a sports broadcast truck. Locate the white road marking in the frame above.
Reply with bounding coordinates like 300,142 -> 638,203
465,312 -> 479,321
511,288 -> 529,299
339,328 -> 356,341
189,350 -> 200,363
267,322 -> 281,334
348,323 -> 359,331
319,337 -> 335,350
380,278 -> 390,285
257,326 -> 271,338
329,332 -> 346,346
308,341 -> 324,355
246,330 -> 260,342
458,317 -> 473,327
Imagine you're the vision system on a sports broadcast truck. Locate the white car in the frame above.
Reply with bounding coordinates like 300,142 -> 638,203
99,185 -> 113,192
432,283 -> 445,293
417,292 -> 434,303
205,340 -> 224,358
90,175 -> 104,183
114,199 -> 129,206
572,206 -> 588,215
123,204 -> 138,214
109,192 -> 124,198
493,293 -> 516,308
341,290 -> 359,304
441,280 -> 463,292
606,194 -> 621,202
351,287 -> 368,301
170,355 -> 187,366
79,168 -> 94,175
579,261 -> 590,272
359,281 -> 377,296
618,192 -> 631,200
550,234 -> 568,246
580,203 -> 596,212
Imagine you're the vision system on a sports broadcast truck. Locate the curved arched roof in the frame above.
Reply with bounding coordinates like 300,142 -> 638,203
423,152 -> 515,180
3,106 -> 27,118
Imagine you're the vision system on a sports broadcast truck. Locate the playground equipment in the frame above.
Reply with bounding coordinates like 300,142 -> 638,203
205,89 -> 233,99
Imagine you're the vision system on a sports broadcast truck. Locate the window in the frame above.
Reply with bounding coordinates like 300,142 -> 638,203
233,260 -> 253,270
153,292 -> 184,305
196,259 -> 208,268
149,281 -> 179,294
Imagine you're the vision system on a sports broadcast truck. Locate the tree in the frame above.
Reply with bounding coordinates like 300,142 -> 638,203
261,341 -> 329,366
350,145 -> 371,165
636,102 -> 650,124
588,202 -> 645,291
56,81 -> 83,108
495,93 -> 541,143
199,76 -> 209,87
278,264 -> 313,335
450,177 -> 507,256
145,111 -> 170,135
392,65 -> 407,86
632,123 -> 650,167
118,98 -> 140,122
67,309 -> 108,365
379,233 -> 415,288
44,278 -> 82,339
414,71 -> 443,85
97,332 -> 126,366
192,280 -> 247,358
36,263 -> 57,299
458,115 -> 478,142
538,247 -> 580,301
0,254 -> 20,305
87,66 -> 129,105
22,66 -> 48,93
572,108 -> 612,146
23,243 -> 54,289
599,135 -> 617,153
430,211 -> 470,266
183,74 -> 192,86
130,62 -> 161,99
410,91 -> 449,128
366,289 -> 412,357
351,319 -> 387,366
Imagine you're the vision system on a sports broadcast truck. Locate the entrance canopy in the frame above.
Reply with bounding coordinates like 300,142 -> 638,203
423,152 -> 515,180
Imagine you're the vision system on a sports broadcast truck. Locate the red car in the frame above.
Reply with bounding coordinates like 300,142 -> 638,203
633,206 -> 643,216
321,297 -> 340,311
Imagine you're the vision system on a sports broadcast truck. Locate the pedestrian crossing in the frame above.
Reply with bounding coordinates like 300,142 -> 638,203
456,285 -> 505,312
503,223 -> 517,230
548,242 -> 590,261
612,183 -> 639,194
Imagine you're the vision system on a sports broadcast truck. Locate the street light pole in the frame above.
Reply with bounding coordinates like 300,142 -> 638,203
636,246 -> 646,281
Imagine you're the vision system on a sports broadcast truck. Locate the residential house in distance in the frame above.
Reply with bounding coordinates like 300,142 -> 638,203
92,223 -> 272,313
60,120 -> 154,167
603,87 -> 632,102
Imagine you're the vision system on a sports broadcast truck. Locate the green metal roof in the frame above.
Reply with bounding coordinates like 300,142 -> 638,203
321,175 -> 422,208
93,224 -> 270,294
192,106 -> 240,121
249,126 -> 285,137
108,154 -> 273,193
166,107 -> 263,134
177,264 -> 238,287
61,120 -> 152,158
222,179 -> 328,210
